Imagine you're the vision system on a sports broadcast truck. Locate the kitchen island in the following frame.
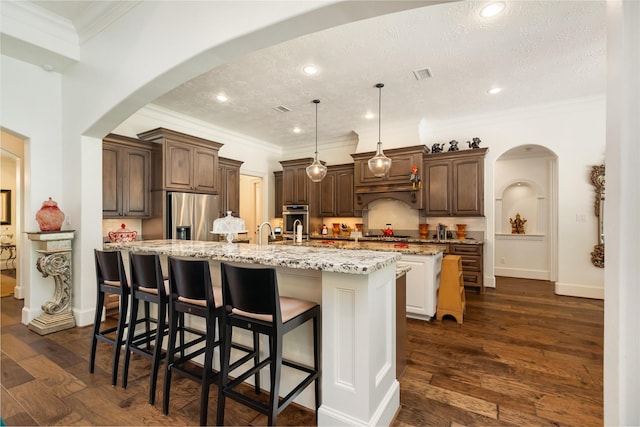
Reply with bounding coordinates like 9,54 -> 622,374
105,239 -> 401,426
275,239 -> 445,320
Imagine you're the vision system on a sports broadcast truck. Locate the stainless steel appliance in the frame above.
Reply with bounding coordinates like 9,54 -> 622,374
282,205 -> 309,240
166,192 -> 220,241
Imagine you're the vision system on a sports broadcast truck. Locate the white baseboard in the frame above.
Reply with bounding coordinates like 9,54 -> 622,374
494,267 -> 550,281
555,282 -> 604,300
73,307 -> 97,327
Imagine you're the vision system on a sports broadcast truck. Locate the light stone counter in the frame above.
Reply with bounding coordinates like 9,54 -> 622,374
105,239 -> 400,274
275,239 -> 444,256
105,239 -> 400,427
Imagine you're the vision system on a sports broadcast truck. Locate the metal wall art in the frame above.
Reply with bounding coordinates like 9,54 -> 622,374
590,164 -> 605,268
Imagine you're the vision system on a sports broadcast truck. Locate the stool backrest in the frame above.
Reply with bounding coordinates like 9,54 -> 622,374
130,253 -> 166,297
168,257 -> 215,305
220,263 -> 280,323
95,249 -> 128,291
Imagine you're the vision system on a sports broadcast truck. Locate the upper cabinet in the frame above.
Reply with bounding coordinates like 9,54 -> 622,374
320,164 -> 355,217
217,157 -> 243,217
102,134 -> 153,218
274,171 -> 283,218
351,145 -> 429,210
279,158 -> 315,206
423,148 -> 487,217
138,127 -> 223,194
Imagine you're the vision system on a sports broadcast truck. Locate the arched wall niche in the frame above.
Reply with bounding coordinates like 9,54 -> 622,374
494,144 -> 558,281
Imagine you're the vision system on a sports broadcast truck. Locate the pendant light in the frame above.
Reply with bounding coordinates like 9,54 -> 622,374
306,99 -> 327,182
368,83 -> 392,177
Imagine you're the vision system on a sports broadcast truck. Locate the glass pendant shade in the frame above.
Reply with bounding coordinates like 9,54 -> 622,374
306,99 -> 327,182
368,83 -> 392,177
368,141 -> 393,177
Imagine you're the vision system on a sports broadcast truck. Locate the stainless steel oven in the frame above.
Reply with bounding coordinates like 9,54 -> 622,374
282,205 -> 309,240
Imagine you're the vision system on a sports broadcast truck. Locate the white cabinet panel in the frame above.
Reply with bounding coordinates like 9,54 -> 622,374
400,252 -> 443,320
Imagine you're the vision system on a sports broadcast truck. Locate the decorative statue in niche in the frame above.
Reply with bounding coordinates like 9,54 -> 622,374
431,143 -> 444,153
509,213 -> 527,234
409,165 -> 421,190
448,140 -> 459,151
467,137 -> 482,149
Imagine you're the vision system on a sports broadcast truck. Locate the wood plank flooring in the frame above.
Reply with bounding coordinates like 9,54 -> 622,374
1,276 -> 603,426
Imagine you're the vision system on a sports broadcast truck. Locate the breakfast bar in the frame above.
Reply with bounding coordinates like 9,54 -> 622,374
105,239 -> 401,426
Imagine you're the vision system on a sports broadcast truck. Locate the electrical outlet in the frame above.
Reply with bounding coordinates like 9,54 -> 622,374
65,214 -> 71,225
500,257 -> 505,264
576,214 -> 586,222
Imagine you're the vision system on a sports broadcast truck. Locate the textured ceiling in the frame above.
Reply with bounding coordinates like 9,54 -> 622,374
31,1 -> 607,150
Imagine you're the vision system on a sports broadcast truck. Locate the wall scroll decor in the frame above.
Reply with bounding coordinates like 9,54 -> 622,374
590,164 -> 605,268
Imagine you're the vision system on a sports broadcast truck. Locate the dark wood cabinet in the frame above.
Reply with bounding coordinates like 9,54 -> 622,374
102,134 -> 152,218
424,148 -> 486,217
351,145 -> 429,210
320,164 -> 355,217
274,171 -> 283,218
449,243 -> 484,292
217,157 -> 243,217
280,158 -> 314,205
138,127 -> 223,194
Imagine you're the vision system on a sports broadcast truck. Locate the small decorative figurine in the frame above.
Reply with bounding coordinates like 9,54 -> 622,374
509,213 -> 527,234
431,143 -> 443,153
409,165 -> 421,190
467,137 -> 482,149
448,140 -> 459,151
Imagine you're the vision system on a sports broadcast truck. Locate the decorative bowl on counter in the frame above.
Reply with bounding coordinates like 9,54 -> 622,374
108,223 -> 137,243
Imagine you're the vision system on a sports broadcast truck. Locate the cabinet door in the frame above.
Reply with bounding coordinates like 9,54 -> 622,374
123,147 -> 151,217
282,168 -> 296,205
335,169 -> 355,217
320,172 -> 337,216
223,166 -> 240,215
102,144 -> 122,217
193,147 -> 218,193
274,171 -> 283,217
354,159 -> 381,186
293,165 -> 309,204
424,160 -> 451,216
452,157 -> 483,216
165,141 -> 194,191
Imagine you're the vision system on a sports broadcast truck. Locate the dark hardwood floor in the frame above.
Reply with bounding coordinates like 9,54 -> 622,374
1,276 -> 603,426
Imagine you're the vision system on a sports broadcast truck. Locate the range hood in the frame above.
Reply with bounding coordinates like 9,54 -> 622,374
351,145 -> 428,211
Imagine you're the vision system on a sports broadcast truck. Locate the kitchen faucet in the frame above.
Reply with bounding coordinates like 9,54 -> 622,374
257,221 -> 276,246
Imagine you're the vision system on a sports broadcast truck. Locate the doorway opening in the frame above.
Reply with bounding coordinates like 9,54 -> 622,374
239,175 -> 263,244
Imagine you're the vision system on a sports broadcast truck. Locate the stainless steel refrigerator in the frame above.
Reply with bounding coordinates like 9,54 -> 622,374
166,192 -> 220,241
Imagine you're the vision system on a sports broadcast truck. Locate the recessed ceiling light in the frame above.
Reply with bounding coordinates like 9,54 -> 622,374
487,87 -> 502,95
365,112 -> 375,120
216,94 -> 228,102
303,65 -> 318,75
293,127 -> 301,134
480,1 -> 506,18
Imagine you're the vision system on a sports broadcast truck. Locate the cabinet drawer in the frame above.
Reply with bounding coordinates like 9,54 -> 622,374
462,271 -> 482,288
460,255 -> 482,272
450,244 -> 482,256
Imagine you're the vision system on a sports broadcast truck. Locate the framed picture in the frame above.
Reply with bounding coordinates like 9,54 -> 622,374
0,190 -> 10,225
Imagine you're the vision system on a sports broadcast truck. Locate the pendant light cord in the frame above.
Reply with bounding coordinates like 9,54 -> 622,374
378,85 -> 382,144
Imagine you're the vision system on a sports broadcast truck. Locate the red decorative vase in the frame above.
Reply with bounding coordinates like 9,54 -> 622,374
36,197 -> 65,231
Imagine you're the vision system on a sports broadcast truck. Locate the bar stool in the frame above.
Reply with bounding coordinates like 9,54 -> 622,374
89,249 -> 130,386
162,257 -> 255,426
217,262 -> 321,426
122,253 -> 170,405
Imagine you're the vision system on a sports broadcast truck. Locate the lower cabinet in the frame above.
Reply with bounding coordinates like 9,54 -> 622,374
399,252 -> 443,320
450,243 -> 484,291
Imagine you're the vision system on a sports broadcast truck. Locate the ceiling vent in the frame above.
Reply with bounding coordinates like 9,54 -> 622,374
273,105 -> 291,113
413,67 -> 432,80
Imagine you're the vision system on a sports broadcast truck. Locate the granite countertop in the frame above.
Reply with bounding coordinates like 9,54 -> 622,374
104,239 -> 401,275
310,235 -> 483,245
275,239 -> 444,256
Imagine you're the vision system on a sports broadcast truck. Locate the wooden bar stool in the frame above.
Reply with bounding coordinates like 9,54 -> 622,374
89,249 -> 130,386
122,253 -> 169,405
217,262 -> 321,426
